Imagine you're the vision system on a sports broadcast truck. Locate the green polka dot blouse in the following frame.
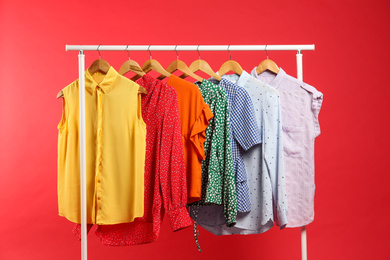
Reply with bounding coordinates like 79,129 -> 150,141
194,79 -> 237,226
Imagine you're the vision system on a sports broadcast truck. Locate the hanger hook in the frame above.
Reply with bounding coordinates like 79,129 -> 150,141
197,45 -> 201,60
97,45 -> 102,59
126,45 -> 131,60
175,45 -> 179,60
228,45 -> 231,60
148,45 -> 152,60
265,44 -> 269,60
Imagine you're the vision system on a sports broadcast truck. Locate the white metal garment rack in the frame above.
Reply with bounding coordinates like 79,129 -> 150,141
65,44 -> 315,260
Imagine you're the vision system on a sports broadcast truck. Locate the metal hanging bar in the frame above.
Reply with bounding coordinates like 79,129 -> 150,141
71,44 -> 314,260
66,44 -> 315,52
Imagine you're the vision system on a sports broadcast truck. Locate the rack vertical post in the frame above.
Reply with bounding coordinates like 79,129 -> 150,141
78,50 -> 88,260
296,50 -> 307,260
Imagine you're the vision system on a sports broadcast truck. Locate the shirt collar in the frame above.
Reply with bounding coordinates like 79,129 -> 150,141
250,67 -> 285,88
85,66 -> 118,95
218,71 -> 251,89
221,73 -> 239,84
237,71 -> 251,88
200,79 -> 211,88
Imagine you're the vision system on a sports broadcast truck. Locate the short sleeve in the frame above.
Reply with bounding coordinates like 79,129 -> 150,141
231,87 -> 261,151
312,90 -> 323,138
301,83 -> 323,138
189,103 -> 214,160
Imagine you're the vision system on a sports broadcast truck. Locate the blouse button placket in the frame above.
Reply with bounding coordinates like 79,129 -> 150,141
95,86 -> 104,222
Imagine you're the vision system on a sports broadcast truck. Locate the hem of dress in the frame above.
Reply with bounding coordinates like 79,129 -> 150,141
199,219 -> 274,235
285,218 -> 314,228
59,212 -> 144,225
99,238 -> 158,246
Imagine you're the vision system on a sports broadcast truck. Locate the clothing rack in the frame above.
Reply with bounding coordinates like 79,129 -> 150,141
65,44 -> 315,260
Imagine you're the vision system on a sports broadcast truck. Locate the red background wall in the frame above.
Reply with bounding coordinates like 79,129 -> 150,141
1,0 -> 389,259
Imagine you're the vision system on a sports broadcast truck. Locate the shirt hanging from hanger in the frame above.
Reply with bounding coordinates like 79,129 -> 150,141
251,67 -> 323,227
57,67 -> 146,225
192,79 -> 237,226
195,71 -> 288,234
73,74 -> 192,245
207,77 -> 261,212
166,75 -> 214,204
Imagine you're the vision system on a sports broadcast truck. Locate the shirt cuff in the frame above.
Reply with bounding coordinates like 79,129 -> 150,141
312,93 -> 323,138
167,207 -> 193,231
226,216 -> 237,227
275,207 -> 288,230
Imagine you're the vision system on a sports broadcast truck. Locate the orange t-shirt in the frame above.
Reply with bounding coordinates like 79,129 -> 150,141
167,75 -> 213,203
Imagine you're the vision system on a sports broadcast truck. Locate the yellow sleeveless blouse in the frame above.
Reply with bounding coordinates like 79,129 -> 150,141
57,67 -> 146,225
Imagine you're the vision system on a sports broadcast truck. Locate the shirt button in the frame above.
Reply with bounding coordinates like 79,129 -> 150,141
97,197 -> 101,200
97,180 -> 101,183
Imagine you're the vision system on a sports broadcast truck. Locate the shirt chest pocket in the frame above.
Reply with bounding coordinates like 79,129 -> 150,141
282,125 -> 304,158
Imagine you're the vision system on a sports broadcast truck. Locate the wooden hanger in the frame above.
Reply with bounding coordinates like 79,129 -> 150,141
119,59 -> 145,77
179,46 -> 221,81
131,46 -> 171,81
217,46 -> 243,76
87,59 -> 111,75
256,59 -> 279,75
218,60 -> 243,76
57,90 -> 64,99
131,59 -> 171,81
182,59 -> 221,81
255,45 -> 279,75
156,60 -> 202,81
156,46 -> 203,81
180,60 -> 221,81
118,48 -> 148,94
